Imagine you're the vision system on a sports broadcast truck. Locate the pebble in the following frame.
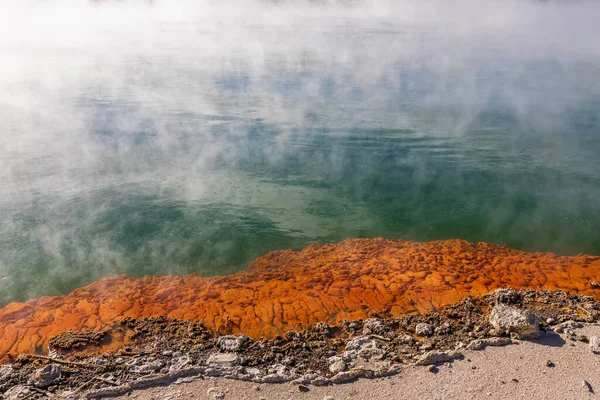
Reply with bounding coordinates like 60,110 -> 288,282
583,380 -> 593,393
298,384 -> 310,392
415,323 -> 433,336
324,397 -> 335,400
589,336 -> 600,354
545,360 -> 555,367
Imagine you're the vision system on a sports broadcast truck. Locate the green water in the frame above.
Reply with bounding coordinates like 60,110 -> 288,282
1,1 -> 600,306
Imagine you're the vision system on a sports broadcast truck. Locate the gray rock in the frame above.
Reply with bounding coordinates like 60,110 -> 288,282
330,370 -> 365,384
206,353 -> 241,367
292,373 -> 320,385
362,318 -> 387,335
311,376 -> 331,386
169,356 -> 191,372
491,288 -> 522,305
328,357 -> 347,374
130,360 -> 165,374
324,397 -> 335,400
415,350 -> 464,366
415,323 -> 433,336
589,336 -> 600,354
28,364 -> 62,387
554,321 -> 584,334
217,335 -> 250,352
357,347 -> 385,360
489,304 -> 540,339
398,334 -> 415,344
466,337 -> 512,351
345,336 -> 374,351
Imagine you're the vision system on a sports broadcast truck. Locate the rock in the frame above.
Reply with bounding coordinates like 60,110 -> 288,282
324,397 -> 335,400
415,350 -> 464,366
491,288 -> 522,305
328,357 -> 347,374
398,334 -> 415,344
358,346 -> 385,360
217,335 -> 250,352
330,370 -> 365,384
583,380 -> 593,393
589,336 -> 600,354
311,376 -> 331,386
362,318 -> 387,335
427,365 -> 437,373
28,364 -> 62,387
169,356 -> 191,372
207,353 -> 240,367
298,384 -> 310,392
466,337 -> 512,351
546,360 -> 555,367
554,321 -> 584,334
130,360 -> 164,374
415,323 -> 433,336
489,304 -> 540,339
345,336 -> 385,361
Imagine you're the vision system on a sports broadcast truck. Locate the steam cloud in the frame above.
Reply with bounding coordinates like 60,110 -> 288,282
1,0 -> 600,305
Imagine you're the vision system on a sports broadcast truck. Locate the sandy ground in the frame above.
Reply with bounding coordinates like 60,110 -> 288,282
109,325 -> 600,400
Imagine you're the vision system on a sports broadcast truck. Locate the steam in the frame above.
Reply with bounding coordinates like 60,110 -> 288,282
1,0 -> 600,305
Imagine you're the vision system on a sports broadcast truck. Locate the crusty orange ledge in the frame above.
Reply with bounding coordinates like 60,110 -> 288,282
1,238 -> 599,361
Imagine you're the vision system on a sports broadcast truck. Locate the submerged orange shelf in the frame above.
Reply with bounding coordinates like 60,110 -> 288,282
1,238 -> 600,360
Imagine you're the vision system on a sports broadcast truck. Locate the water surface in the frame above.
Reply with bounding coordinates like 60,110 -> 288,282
1,0 -> 600,305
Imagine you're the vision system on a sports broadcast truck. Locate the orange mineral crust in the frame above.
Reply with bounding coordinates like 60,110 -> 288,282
1,238 -> 600,360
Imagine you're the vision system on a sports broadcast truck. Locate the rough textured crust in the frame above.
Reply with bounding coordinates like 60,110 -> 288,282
0,238 -> 599,361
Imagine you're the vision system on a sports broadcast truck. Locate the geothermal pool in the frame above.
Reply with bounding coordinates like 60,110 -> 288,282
1,0 -> 600,311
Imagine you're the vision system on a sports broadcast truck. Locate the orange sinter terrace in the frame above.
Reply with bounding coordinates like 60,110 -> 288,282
1,238 -> 599,362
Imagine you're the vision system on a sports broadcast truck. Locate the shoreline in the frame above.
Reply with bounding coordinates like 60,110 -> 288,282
1,288 -> 599,399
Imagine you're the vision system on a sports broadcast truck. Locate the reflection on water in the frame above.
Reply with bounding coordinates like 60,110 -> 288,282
1,1 -> 600,305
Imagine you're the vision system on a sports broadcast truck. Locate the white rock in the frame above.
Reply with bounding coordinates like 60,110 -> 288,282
206,353 -> 240,367
466,337 -> 512,350
589,336 -> 600,354
415,350 -> 463,366
489,304 -> 540,339
415,323 -> 433,336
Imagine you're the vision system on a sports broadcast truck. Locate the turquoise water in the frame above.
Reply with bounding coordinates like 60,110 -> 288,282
1,1 -> 600,305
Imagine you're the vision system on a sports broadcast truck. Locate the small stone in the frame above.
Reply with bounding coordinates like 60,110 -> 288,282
427,365 -> 437,373
546,360 -> 555,367
415,350 -> 464,366
324,397 -> 335,400
206,353 -> 240,367
28,364 -> 62,387
489,304 -> 540,339
467,337 -> 512,351
298,385 -> 310,393
214,394 -> 225,400
589,336 -> 600,354
254,386 -> 261,391
583,380 -> 593,393
415,323 -> 433,336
